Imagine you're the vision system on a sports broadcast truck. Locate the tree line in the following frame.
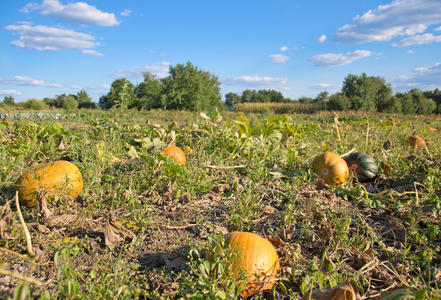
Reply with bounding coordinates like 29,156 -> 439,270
2,61 -> 441,114
225,73 -> 441,115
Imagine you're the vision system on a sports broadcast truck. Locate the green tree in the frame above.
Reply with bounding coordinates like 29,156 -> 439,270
423,88 -> 441,113
224,92 -> 241,107
23,98 -> 48,110
161,62 -> 221,111
409,89 -> 436,114
328,92 -> 350,111
134,72 -> 163,110
63,95 -> 79,110
44,94 -> 66,108
99,78 -> 136,109
76,89 -> 95,108
397,92 -> 416,114
3,96 -> 15,105
342,73 -> 391,112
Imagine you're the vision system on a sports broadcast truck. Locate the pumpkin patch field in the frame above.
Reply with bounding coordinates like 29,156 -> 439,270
0,109 -> 440,299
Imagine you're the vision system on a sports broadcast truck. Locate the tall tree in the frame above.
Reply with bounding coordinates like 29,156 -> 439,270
224,92 -> 241,107
2,96 -> 14,105
162,62 -> 221,111
76,89 -> 95,108
99,78 -> 136,109
342,73 -> 391,112
134,72 -> 163,110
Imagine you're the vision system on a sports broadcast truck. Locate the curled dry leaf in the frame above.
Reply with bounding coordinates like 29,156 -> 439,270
46,214 -> 77,227
57,140 -> 67,150
303,281 -> 360,300
38,193 -> 53,220
0,201 -> 13,239
104,214 -> 135,250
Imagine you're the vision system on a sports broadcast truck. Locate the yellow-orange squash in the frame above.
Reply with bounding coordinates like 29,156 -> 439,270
228,231 -> 280,297
312,152 -> 349,185
162,145 -> 186,165
16,160 -> 83,207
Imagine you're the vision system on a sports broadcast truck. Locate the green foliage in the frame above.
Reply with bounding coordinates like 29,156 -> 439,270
342,73 -> 391,111
162,61 -> 222,111
99,78 -> 136,109
22,98 -> 48,110
3,95 -> 15,105
76,89 -> 95,109
134,72 -> 163,110
63,95 -> 79,110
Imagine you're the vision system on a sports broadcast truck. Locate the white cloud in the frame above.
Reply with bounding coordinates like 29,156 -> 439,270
316,34 -> 327,43
0,90 -> 22,96
391,62 -> 441,89
309,83 -> 332,90
280,46 -> 288,52
121,9 -> 132,17
0,75 -> 61,87
407,49 -> 415,54
82,49 -> 103,56
335,0 -> 441,43
5,24 -> 99,51
112,62 -> 171,79
223,75 -> 288,87
71,85 -> 82,89
435,25 -> 441,31
269,54 -> 290,63
392,33 -> 441,47
88,84 -> 110,90
22,0 -> 119,26
310,50 -> 374,67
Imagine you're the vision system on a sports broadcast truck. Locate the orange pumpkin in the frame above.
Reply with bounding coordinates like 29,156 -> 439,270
16,160 -> 83,207
162,145 -> 186,165
312,152 -> 349,185
228,231 -> 280,297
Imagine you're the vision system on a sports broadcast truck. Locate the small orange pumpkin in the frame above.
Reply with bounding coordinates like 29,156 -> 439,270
312,152 -> 349,185
227,231 -> 280,297
162,145 -> 186,165
16,160 -> 83,207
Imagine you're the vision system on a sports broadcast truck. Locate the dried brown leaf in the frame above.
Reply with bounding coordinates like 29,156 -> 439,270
57,140 -> 67,150
46,214 -> 77,227
104,214 -> 135,250
39,194 -> 53,220
303,281 -> 360,300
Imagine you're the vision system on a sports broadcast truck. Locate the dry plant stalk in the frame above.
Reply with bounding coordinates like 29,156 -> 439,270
365,116 -> 370,150
14,191 -> 35,257
0,269 -> 43,286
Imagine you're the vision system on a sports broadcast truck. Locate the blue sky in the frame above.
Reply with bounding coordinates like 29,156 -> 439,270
1,0 -> 441,102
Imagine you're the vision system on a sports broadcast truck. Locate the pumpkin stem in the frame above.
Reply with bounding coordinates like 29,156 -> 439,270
14,191 -> 35,257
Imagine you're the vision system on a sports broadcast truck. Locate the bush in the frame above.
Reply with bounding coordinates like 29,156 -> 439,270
23,98 -> 48,110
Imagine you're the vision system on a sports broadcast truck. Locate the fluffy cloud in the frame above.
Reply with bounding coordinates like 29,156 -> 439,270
5,24 -> 99,51
0,75 -> 61,87
392,33 -> 441,47
316,34 -> 327,43
335,0 -> 441,43
269,54 -> 290,63
112,62 -> 171,79
0,90 -> 22,96
391,62 -> 441,89
82,49 -> 103,56
280,46 -> 288,52
222,75 -> 287,87
310,50 -> 374,67
22,0 -> 119,26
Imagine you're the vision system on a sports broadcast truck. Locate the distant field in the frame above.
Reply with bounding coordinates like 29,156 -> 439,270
0,108 -> 440,299
234,102 -> 324,114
